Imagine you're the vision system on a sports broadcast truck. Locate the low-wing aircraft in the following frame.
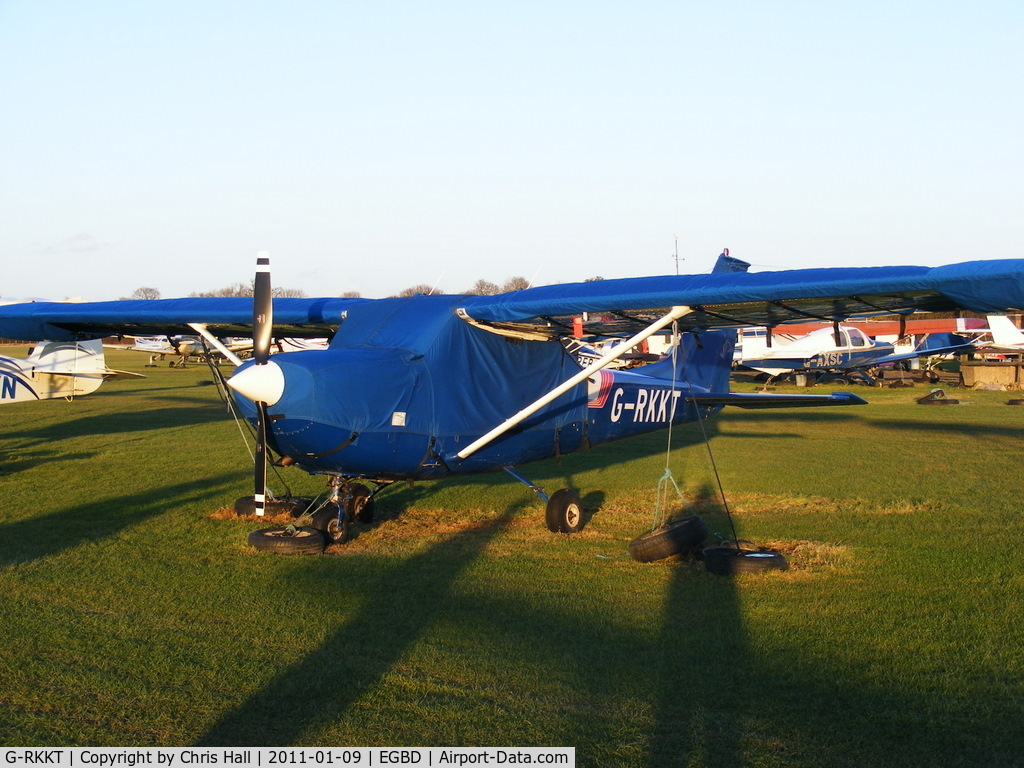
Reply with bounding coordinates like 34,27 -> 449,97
111,334 -> 254,367
737,324 -> 976,385
0,339 -> 142,404
1,253 -> 1023,547
110,334 -> 327,367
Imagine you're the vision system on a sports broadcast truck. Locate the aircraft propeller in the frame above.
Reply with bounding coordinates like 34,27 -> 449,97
251,253 -> 273,516
224,253 -> 287,516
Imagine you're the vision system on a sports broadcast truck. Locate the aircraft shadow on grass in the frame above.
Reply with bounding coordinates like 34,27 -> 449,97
197,510 -> 516,746
0,473 -> 239,571
2,407 -> 228,461
0,449 -> 97,476
196,484 -> 1019,765
866,416 -> 1024,444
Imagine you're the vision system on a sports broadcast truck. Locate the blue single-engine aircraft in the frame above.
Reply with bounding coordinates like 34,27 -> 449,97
1,252 -> 1023,546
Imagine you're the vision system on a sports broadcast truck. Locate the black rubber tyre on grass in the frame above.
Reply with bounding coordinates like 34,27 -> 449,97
545,489 -> 584,533
703,545 -> 788,575
628,516 -> 710,562
247,527 -> 326,555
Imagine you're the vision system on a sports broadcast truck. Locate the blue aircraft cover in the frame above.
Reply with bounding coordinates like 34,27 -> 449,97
233,294 -> 586,474
1,259 -> 1024,343
0,296 -> 363,342
266,294 -> 585,438
457,259 -> 1024,334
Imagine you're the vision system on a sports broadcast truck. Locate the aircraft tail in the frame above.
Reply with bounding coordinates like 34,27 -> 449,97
986,315 -> 1024,349
711,249 -> 751,274
640,330 -> 736,394
0,340 -> 142,404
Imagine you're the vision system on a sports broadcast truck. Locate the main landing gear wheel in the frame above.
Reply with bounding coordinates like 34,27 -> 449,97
702,544 -> 788,575
546,489 -> 584,533
628,516 -> 710,562
349,483 -> 375,523
247,526 -> 326,555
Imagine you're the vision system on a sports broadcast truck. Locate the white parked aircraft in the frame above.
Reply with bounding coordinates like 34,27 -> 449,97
113,335 -> 326,366
984,315 -> 1024,352
0,340 -> 142,404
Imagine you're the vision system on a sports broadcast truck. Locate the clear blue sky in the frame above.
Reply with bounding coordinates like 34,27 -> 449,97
1,1 -> 1021,300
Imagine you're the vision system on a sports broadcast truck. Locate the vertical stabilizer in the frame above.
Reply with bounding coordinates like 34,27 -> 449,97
639,330 -> 737,394
986,315 -> 1024,349
711,249 -> 751,274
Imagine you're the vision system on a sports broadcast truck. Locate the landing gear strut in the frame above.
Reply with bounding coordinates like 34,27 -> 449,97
503,467 -> 586,534
310,477 -> 379,544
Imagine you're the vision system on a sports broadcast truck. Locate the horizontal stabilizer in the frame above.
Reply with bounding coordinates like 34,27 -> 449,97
687,392 -> 868,409
36,367 -> 145,379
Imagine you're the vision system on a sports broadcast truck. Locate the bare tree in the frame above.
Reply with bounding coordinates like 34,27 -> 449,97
466,279 -> 501,296
121,286 -> 161,300
394,284 -> 442,298
189,281 -> 306,298
584,276 -> 605,282
190,282 -> 252,298
340,290 -> 362,298
501,276 -> 530,292
273,287 -> 308,298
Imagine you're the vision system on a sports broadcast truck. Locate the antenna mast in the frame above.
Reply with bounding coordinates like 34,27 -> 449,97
672,234 -> 682,275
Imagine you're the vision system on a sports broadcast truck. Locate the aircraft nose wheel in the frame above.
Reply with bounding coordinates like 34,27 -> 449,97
545,489 -> 584,533
310,482 -> 375,544
312,502 -> 351,544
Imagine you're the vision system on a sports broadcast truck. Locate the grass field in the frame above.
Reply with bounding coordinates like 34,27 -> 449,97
1,348 -> 1023,765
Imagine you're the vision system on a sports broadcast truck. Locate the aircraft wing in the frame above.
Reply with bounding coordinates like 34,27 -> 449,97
456,260 -> 1024,340
867,335 -> 976,368
0,297 -> 363,342
2,260 -> 1023,346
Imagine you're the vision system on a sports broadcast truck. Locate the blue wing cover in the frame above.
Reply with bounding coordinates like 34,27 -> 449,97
2,259 -> 1024,343
457,260 -> 1024,334
0,297 -> 361,341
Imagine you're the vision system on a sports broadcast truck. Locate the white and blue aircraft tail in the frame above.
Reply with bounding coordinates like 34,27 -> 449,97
984,315 -> 1024,351
0,339 -> 141,404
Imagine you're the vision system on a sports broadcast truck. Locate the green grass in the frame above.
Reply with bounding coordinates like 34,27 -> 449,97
1,349 -> 1023,765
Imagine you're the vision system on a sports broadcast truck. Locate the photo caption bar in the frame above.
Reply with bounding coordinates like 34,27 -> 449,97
2,748 -> 575,768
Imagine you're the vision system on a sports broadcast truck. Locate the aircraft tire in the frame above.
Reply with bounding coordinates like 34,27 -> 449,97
350,484 -> 375,523
702,545 -> 788,575
545,489 -> 584,533
233,496 -> 311,517
311,504 -> 351,545
628,516 -> 710,563
247,526 -> 326,555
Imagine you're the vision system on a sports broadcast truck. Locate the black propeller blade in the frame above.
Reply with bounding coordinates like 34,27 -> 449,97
254,400 -> 269,516
253,253 -> 273,365
252,251 -> 273,516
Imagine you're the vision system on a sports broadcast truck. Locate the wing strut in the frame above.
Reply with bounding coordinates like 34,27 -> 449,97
456,305 -> 693,460
187,323 -> 245,366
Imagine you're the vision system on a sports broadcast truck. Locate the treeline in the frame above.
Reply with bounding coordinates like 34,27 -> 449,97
120,274 -> 549,301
